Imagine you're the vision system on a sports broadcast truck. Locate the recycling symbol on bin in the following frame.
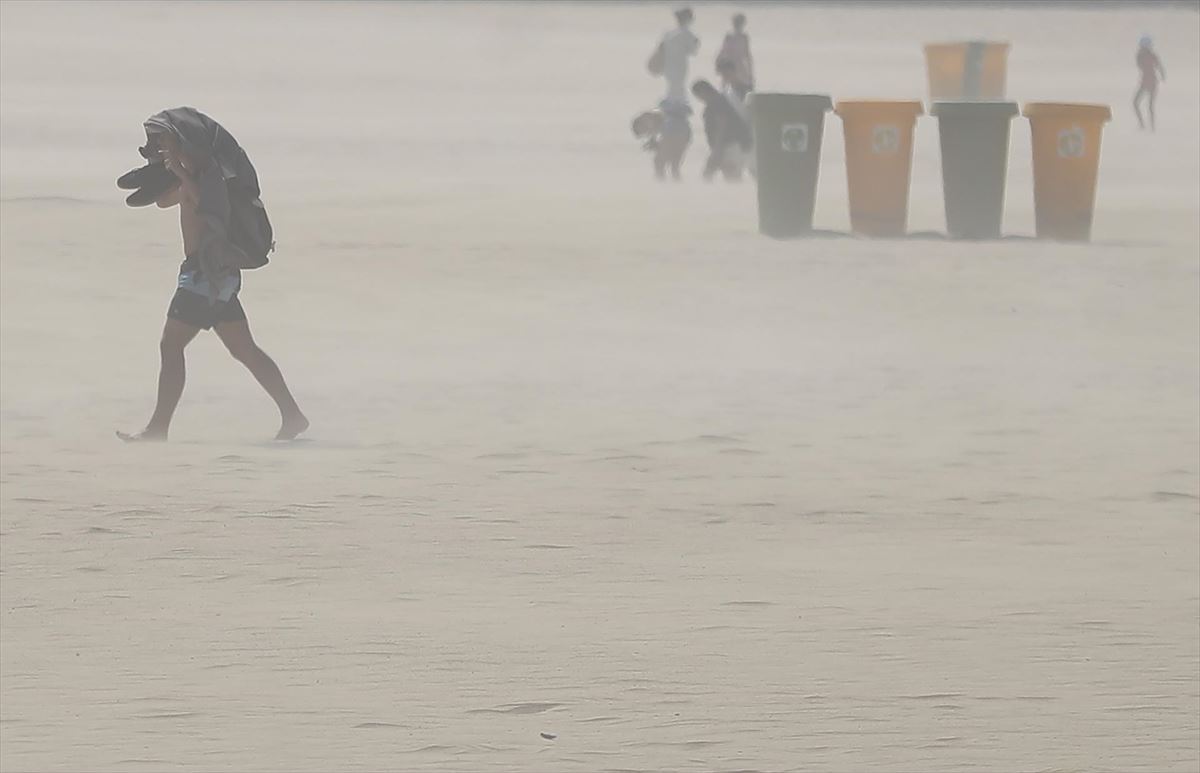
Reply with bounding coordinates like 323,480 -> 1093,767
780,123 -> 809,153
872,125 -> 900,155
1057,126 -> 1086,158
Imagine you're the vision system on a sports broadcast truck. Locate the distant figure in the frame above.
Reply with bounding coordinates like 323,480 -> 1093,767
691,79 -> 753,181
632,103 -> 693,181
716,57 -> 751,105
717,13 -> 754,94
648,6 -> 700,107
1133,35 -> 1166,131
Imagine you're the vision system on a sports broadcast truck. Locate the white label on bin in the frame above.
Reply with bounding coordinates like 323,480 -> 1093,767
781,123 -> 809,153
872,125 -> 900,154
1057,126 -> 1085,158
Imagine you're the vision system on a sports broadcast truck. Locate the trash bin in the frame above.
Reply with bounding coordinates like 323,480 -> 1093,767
834,100 -> 923,237
931,101 -> 1018,239
924,41 -> 1010,101
750,93 -> 833,238
1023,102 -> 1112,241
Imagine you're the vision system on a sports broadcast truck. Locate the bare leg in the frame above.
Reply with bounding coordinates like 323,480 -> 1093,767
669,147 -> 684,181
653,152 -> 667,180
215,319 -> 308,440
1133,87 -> 1146,129
703,150 -> 722,181
120,318 -> 200,441
1148,87 -> 1157,131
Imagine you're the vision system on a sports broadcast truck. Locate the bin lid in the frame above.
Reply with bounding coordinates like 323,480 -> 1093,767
930,101 -> 1018,119
834,100 -> 924,119
1022,102 -> 1112,122
748,93 -> 832,112
924,41 -> 1010,51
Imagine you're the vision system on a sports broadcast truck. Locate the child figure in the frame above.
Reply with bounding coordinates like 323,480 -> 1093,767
632,102 -> 693,181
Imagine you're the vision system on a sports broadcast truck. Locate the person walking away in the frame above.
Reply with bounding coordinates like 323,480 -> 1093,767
717,13 -> 754,95
649,6 -> 700,107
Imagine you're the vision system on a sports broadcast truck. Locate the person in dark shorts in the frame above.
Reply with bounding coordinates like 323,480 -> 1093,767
717,13 -> 754,95
166,274 -> 247,329
119,126 -> 308,442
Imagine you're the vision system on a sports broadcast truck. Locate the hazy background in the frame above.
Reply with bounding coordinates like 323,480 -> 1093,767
2,2 -> 1198,771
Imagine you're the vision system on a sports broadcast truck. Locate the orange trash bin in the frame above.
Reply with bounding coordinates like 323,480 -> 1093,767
924,41 -> 1010,101
834,100 -> 924,237
1023,102 -> 1112,241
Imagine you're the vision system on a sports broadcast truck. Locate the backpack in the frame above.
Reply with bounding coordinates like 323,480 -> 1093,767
647,40 -> 665,76
226,183 -> 275,270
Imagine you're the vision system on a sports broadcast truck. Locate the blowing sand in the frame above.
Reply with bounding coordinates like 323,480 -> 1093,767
2,2 -> 1198,771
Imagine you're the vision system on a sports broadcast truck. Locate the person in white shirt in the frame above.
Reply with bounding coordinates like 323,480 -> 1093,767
655,7 -> 700,106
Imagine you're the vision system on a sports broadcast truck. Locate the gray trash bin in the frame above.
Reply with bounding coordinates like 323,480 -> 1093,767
750,93 -> 833,238
931,101 -> 1018,239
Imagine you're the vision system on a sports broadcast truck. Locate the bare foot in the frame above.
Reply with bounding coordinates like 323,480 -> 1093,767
275,413 -> 309,441
116,429 -> 167,443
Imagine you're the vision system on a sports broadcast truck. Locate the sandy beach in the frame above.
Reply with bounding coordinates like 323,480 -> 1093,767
1,2 -> 1198,771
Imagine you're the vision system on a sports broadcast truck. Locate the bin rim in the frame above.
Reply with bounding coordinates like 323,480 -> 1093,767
748,92 -> 833,110
1022,102 -> 1112,122
930,100 -> 1019,118
834,100 -> 924,119
923,40 -> 1011,51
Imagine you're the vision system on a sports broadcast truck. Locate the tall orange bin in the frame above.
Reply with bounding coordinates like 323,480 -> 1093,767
924,41 -> 1010,101
1023,102 -> 1111,241
834,101 -> 924,237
